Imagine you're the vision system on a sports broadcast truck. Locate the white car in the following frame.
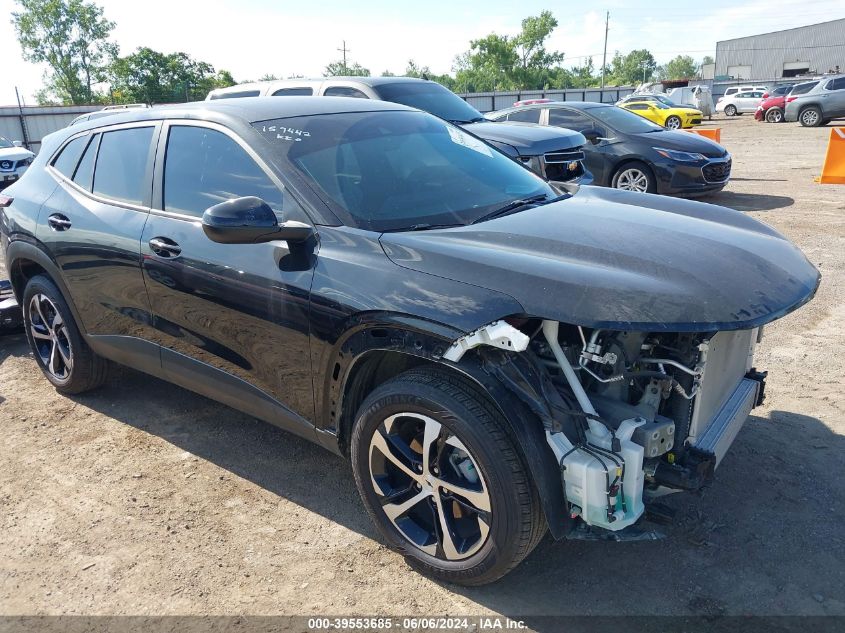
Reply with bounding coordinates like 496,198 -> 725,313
715,90 -> 766,116
0,136 -> 34,189
721,85 -> 768,99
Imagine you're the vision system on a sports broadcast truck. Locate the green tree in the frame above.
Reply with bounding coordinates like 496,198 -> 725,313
453,11 -> 565,91
109,47 -> 235,103
607,49 -> 658,85
12,0 -> 118,104
570,57 -> 597,88
513,10 -> 565,87
701,55 -> 714,66
324,61 -> 370,76
661,55 -> 698,80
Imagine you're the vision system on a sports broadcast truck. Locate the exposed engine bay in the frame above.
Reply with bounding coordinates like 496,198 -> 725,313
445,318 -> 767,533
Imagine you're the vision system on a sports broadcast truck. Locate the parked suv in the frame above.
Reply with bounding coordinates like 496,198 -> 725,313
208,77 -> 590,184
0,136 -> 34,190
1,98 -> 819,585
784,75 -> 845,126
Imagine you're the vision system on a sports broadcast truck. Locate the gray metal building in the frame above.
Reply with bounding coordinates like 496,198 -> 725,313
0,105 -> 99,153
715,18 -> 845,80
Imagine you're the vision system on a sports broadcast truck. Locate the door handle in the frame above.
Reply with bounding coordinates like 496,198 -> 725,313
149,237 -> 182,258
47,214 -> 72,231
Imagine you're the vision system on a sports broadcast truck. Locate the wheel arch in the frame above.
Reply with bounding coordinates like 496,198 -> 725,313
611,158 -> 657,188
329,320 -> 571,540
5,240 -> 85,332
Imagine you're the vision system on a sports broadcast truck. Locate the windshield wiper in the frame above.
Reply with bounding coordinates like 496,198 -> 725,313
383,222 -> 462,233
470,194 -> 560,225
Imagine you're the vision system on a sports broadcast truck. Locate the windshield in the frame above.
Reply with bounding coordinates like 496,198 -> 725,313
0,136 -> 13,149
374,82 -> 485,124
588,106 -> 663,134
254,110 -> 554,232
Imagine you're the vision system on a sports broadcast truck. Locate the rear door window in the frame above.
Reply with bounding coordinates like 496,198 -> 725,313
92,127 -> 154,206
272,87 -> 314,96
506,109 -> 541,124
323,86 -> 368,98
163,125 -> 283,217
52,136 -> 88,178
548,109 -> 596,133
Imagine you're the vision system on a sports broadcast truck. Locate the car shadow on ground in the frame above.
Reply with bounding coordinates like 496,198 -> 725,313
702,190 -> 795,212
2,333 -> 843,620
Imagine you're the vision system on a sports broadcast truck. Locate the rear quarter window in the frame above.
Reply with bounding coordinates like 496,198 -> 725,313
51,136 -> 88,178
790,82 -> 819,95
211,90 -> 261,99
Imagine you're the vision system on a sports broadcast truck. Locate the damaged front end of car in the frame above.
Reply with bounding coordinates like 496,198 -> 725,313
443,316 -> 773,537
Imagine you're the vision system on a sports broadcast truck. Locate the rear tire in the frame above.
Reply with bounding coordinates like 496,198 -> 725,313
350,367 -> 545,586
724,104 -> 737,116
22,275 -> 109,394
799,106 -> 822,127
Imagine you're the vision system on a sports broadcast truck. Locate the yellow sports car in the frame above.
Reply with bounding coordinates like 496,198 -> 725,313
618,100 -> 703,129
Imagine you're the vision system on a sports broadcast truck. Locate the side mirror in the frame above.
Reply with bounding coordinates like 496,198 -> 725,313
12,140 -> 23,147
202,196 -> 314,245
582,130 -> 602,145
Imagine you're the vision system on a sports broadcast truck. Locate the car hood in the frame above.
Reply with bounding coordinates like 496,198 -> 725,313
463,121 -> 586,156
380,186 -> 819,332
0,147 -> 34,162
632,129 -> 727,157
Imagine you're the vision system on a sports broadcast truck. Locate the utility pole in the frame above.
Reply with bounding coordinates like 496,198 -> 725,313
600,11 -> 609,89
338,40 -> 350,74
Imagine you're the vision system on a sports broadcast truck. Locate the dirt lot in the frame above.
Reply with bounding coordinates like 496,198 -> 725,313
1,115 -> 844,622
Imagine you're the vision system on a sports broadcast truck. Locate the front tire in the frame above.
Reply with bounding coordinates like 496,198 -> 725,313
799,106 -> 822,127
350,368 -> 545,586
611,161 -> 656,193
22,275 -> 109,394
765,107 -> 784,123
724,104 -> 737,116
664,115 -> 682,130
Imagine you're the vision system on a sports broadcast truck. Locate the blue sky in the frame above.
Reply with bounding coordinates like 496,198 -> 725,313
2,0 -> 844,104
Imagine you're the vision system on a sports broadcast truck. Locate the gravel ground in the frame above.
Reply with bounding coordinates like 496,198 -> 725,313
1,115 -> 844,622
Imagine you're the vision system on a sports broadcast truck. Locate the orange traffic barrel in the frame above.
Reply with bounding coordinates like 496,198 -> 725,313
818,128 -> 845,184
686,128 -> 721,144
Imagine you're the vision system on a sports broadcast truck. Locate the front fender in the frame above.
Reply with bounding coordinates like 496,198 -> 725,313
326,317 -> 571,540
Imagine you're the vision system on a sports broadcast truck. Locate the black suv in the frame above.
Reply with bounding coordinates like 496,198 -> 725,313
1,98 -> 818,585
